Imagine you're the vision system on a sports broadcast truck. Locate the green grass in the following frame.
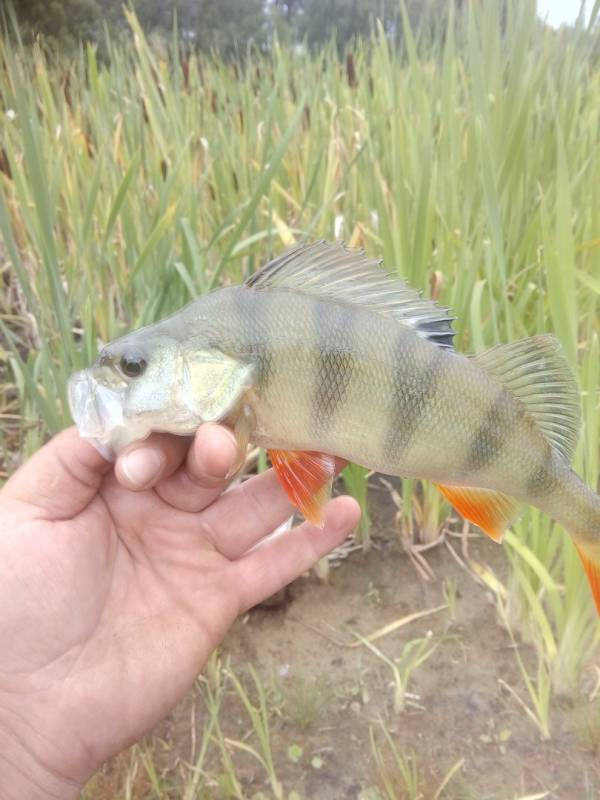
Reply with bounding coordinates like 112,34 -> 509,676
1,0 -> 600,782
352,630 -> 442,714
369,722 -> 464,800
81,656 -> 468,800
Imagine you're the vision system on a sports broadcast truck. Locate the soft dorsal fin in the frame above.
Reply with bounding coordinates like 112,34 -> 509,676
474,335 -> 581,463
246,241 -> 456,349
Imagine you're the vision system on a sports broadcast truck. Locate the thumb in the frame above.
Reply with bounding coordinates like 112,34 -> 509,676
2,427 -> 113,520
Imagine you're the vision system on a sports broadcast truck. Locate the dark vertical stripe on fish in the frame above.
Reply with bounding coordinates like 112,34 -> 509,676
233,287 -> 273,386
312,299 -> 356,436
526,447 -> 560,497
383,337 -> 446,462
464,389 -> 516,473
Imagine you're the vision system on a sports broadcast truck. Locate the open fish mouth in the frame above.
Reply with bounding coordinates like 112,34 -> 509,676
68,370 -> 127,459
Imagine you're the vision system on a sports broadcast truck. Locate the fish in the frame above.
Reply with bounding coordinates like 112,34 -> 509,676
68,241 -> 600,613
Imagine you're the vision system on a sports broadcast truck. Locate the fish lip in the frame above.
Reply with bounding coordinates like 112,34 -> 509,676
68,369 -> 125,459
68,370 -> 102,437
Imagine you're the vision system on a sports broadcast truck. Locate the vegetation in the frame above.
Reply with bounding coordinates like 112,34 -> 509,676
1,0 -> 599,795
8,0 -> 457,54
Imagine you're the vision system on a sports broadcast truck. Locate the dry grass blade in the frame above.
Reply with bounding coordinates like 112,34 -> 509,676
348,603 -> 448,648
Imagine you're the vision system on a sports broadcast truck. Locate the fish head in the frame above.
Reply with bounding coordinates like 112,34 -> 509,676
68,326 -> 254,458
68,331 -> 188,457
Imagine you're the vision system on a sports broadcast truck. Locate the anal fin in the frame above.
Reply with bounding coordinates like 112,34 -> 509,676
268,449 -> 335,527
435,484 -> 520,542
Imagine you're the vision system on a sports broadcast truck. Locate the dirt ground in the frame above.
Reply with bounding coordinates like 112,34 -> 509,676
92,482 -> 600,800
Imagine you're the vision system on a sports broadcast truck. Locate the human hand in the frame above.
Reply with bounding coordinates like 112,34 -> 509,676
0,426 -> 359,799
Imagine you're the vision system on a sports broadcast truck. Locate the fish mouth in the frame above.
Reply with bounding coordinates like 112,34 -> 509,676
68,370 -> 127,459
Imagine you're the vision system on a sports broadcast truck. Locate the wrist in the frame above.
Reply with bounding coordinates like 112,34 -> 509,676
0,725 -> 82,800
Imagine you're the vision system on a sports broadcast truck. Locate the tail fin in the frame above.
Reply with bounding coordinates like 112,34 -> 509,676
551,470 -> 600,617
574,542 -> 600,615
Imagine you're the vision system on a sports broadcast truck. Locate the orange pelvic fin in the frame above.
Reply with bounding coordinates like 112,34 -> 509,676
435,484 -> 521,542
268,449 -> 335,527
574,543 -> 600,616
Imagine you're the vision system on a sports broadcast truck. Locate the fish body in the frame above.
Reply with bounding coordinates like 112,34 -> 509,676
69,242 -> 600,611
177,287 -> 540,483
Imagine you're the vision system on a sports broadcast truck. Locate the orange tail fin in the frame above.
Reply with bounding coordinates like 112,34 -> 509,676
574,543 -> 600,616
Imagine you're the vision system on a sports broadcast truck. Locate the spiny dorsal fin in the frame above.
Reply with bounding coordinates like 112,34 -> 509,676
246,241 -> 455,349
474,335 -> 581,463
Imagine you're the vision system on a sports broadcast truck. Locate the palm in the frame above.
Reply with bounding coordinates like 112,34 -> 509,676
0,427 -> 358,787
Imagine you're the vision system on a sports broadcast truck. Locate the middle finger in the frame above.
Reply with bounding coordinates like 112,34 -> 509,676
153,424 -> 239,512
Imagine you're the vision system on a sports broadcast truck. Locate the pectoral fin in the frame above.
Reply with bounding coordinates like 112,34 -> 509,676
436,484 -> 521,542
182,350 -> 255,422
268,449 -> 335,527
227,402 -> 256,478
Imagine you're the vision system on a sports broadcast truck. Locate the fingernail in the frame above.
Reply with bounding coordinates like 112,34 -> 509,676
121,448 -> 163,489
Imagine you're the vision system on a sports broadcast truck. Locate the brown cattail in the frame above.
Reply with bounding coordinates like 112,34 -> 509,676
181,58 -> 190,93
303,104 -> 311,130
346,52 -> 357,88
0,148 -> 12,179
63,70 -> 73,109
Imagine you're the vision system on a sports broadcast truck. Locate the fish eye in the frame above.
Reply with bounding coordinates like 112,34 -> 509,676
119,353 -> 147,378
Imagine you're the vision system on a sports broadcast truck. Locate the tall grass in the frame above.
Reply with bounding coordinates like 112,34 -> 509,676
0,0 -> 599,700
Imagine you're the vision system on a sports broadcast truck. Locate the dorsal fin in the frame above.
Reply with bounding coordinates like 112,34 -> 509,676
474,335 -> 581,463
246,241 -> 456,349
